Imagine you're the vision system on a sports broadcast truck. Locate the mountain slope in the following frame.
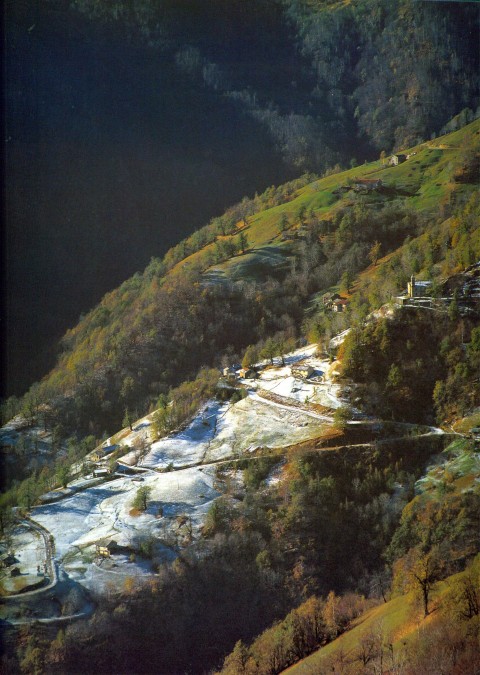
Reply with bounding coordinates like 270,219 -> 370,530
4,120 -> 479,438
216,434 -> 480,675
65,0 -> 480,167
6,0 -> 479,398
285,562 -> 480,674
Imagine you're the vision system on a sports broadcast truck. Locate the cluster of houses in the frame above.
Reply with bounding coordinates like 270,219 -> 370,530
346,151 -> 417,192
85,442 -> 121,478
332,150 -> 418,196
222,361 -> 316,383
339,152 -> 419,194
222,364 -> 244,380
1,551 -> 48,590
396,266 -> 480,315
323,292 -> 349,313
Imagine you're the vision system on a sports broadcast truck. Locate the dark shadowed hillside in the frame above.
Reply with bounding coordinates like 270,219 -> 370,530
4,0 -> 300,396
4,0 -> 479,398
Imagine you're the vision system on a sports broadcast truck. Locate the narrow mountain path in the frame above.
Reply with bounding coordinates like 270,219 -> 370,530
4,605 -> 94,626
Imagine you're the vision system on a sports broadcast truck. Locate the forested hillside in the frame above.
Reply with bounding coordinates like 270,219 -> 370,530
6,0 -> 479,398
3,121 -> 478,441
56,0 -> 480,170
2,4 -> 479,673
282,0 -> 480,156
2,124 -> 479,675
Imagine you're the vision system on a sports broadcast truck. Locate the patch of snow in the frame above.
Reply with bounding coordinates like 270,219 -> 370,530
205,396 -> 327,462
32,464 -> 220,588
265,461 -> 285,487
3,525 -> 47,577
255,355 -> 342,409
140,401 -> 227,469
25,341 -> 345,595
250,344 -> 319,373
330,328 -> 351,349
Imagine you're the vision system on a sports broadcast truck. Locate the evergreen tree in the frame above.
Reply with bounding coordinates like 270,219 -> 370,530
242,344 -> 259,369
260,338 -> 278,365
238,231 -> 248,254
122,408 -> 133,431
132,486 -> 152,512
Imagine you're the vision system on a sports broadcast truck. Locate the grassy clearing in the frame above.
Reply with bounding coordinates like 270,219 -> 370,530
212,244 -> 292,282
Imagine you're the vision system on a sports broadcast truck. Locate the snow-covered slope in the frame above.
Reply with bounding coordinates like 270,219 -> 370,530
24,344 -> 342,593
